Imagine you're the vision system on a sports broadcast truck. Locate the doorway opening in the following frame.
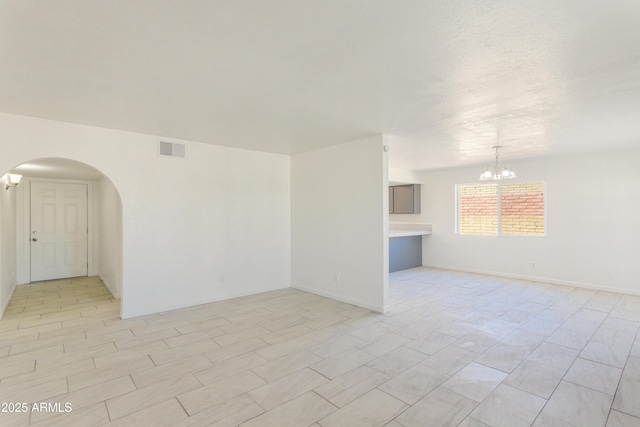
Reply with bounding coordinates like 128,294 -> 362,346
2,158 -> 123,316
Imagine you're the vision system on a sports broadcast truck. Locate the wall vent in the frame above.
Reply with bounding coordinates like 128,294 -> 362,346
158,141 -> 186,159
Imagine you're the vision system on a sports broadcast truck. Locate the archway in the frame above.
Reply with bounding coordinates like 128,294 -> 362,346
0,158 -> 123,318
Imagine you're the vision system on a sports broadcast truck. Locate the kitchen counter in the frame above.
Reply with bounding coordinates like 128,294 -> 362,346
388,223 -> 432,272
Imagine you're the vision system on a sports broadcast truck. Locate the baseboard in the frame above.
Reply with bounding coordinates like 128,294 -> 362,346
98,273 -> 119,299
120,284 -> 291,319
291,283 -> 385,313
0,281 -> 18,320
423,263 -> 640,296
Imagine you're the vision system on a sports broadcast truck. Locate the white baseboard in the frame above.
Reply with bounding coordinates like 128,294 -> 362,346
0,281 -> 18,320
98,274 -> 119,299
291,283 -> 384,313
423,263 -> 640,296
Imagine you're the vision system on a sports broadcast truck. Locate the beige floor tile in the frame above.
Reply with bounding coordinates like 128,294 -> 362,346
358,332 -> 409,357
173,394 -> 264,427
564,357 -> 623,395
394,387 -> 478,427
214,326 -> 271,347
458,417 -> 491,427
255,335 -> 315,360
178,370 -> 266,416
0,377 -> 67,403
501,329 -> 546,350
379,362 -> 449,405
0,359 -> 34,379
546,327 -> 593,350
1,357 -> 96,387
30,402 -> 110,427
0,407 -> 34,427
366,346 -> 428,377
93,341 -> 169,369
108,398 -> 188,427
423,344 -> 477,375
174,317 -> 231,335
532,412 -> 575,426
2,271 -> 640,427
204,337 -> 269,363
475,342 -> 533,373
29,376 -> 135,424
310,348 -> 376,379
528,342 -> 580,370
504,359 -> 566,399
252,350 -> 322,382
606,410 -> 640,427
581,341 -> 631,368
195,352 -> 267,385
162,327 -> 226,348
454,331 -> 502,353
249,368 -> 328,410
106,373 -> 201,420
317,388 -> 406,427
406,331 -> 458,356
612,356 -> 640,418
313,365 -> 388,408
543,381 -> 613,427
114,327 -> 179,350
240,391 -> 337,427
68,355 -> 154,391
131,354 -> 213,388
7,332 -> 85,355
149,338 -> 220,365
308,333 -> 365,358
469,384 -> 546,427
441,362 -> 508,402
349,321 -> 396,341
392,320 -> 439,339
56,341 -> 119,362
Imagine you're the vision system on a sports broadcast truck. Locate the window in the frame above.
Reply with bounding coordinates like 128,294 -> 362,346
456,182 -> 545,236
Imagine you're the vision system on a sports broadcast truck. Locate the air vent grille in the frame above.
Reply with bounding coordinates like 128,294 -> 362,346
158,141 -> 186,159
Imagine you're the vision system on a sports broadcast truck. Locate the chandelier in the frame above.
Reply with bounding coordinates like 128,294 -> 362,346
479,145 -> 516,181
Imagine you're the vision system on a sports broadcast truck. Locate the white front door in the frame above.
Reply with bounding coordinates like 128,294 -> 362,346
30,181 -> 88,281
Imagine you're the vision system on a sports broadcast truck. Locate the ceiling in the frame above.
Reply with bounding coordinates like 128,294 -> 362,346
1,1 -> 640,171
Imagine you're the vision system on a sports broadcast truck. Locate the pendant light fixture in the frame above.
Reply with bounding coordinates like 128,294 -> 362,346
479,145 -> 516,181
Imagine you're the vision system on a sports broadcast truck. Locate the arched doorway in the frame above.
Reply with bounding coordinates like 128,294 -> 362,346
1,158 -> 123,317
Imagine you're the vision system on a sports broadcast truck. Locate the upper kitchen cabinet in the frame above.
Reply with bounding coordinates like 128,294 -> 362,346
390,184 -> 421,214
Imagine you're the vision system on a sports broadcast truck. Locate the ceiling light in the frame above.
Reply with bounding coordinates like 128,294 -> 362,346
5,173 -> 22,190
479,146 -> 516,181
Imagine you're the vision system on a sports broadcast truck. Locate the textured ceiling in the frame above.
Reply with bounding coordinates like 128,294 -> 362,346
1,1 -> 640,171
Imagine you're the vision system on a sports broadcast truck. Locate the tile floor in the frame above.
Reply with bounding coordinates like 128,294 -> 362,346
0,269 -> 639,426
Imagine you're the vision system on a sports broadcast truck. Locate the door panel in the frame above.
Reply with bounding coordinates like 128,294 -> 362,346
31,182 -> 88,281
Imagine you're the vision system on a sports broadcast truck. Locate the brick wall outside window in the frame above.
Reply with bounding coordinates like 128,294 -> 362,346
457,181 -> 545,236
458,184 -> 498,235
501,182 -> 545,235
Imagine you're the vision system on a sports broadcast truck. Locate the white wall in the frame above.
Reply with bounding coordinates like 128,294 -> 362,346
419,147 -> 640,295
0,112 -> 291,318
98,177 -> 123,298
0,175 -> 18,318
291,135 -> 389,312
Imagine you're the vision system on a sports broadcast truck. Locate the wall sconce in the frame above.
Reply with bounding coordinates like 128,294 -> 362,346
5,173 -> 22,190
